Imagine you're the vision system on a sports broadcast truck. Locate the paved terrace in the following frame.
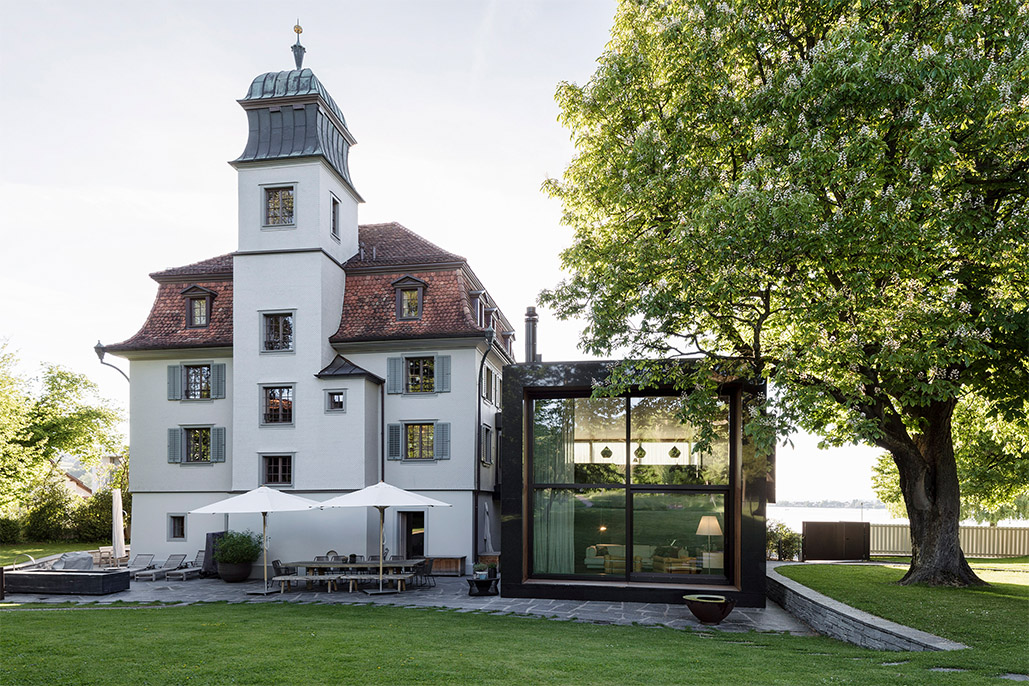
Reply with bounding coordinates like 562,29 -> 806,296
2,573 -> 813,636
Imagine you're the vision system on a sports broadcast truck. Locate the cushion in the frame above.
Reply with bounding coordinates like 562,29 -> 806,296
654,545 -> 679,558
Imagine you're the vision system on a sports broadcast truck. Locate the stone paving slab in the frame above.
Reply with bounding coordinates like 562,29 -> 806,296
2,575 -> 814,636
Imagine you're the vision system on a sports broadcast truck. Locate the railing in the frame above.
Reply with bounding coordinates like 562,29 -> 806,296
870,523 -> 1029,557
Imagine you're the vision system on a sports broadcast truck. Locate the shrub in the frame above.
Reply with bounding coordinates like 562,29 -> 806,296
22,475 -> 74,542
766,520 -> 802,561
213,530 -> 262,564
70,489 -> 113,542
0,516 -> 21,544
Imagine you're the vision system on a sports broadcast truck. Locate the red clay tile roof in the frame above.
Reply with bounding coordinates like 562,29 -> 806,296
343,222 -> 464,269
105,257 -> 233,353
331,268 -> 485,343
150,254 -> 233,280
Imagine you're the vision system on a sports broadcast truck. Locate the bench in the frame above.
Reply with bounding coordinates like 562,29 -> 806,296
332,573 -> 415,592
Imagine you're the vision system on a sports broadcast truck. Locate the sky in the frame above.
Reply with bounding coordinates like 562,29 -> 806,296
0,0 -> 882,501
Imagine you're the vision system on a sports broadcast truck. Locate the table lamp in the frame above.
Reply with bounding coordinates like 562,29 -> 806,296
696,515 -> 722,572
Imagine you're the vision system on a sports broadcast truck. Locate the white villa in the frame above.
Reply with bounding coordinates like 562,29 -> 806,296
103,43 -> 514,575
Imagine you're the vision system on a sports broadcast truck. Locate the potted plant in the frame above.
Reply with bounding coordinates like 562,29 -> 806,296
486,562 -> 498,579
473,562 -> 488,580
213,530 -> 262,582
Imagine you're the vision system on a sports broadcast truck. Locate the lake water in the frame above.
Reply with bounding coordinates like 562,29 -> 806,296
765,505 -> 1028,532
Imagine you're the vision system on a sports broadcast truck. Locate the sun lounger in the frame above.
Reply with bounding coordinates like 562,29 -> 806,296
166,551 -> 205,581
135,554 -> 188,581
108,553 -> 154,578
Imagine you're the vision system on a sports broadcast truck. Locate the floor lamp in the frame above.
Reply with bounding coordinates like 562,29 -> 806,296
696,515 -> 722,573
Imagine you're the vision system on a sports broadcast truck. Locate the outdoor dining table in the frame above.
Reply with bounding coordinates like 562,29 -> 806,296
283,560 -> 422,592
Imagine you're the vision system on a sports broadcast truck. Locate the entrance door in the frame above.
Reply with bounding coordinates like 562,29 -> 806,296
399,511 -> 425,558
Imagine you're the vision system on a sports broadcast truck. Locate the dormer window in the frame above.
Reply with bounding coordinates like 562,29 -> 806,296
392,275 -> 427,321
180,286 -> 216,329
470,290 -> 487,327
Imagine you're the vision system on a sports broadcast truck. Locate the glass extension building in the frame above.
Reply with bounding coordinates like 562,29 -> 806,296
500,361 -> 771,606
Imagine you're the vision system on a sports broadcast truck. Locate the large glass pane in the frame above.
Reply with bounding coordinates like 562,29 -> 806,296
629,397 -> 729,485
533,397 -> 626,485
533,488 -> 625,576
631,492 -> 726,576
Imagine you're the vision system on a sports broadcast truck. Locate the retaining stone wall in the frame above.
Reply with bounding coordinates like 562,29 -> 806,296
766,564 -> 967,652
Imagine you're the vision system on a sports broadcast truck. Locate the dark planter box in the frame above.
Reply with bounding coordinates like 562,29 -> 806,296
4,569 -> 130,595
217,561 -> 253,583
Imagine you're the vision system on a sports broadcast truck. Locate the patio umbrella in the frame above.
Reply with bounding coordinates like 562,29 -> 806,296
112,488 -> 126,562
190,486 -> 319,594
316,481 -> 451,594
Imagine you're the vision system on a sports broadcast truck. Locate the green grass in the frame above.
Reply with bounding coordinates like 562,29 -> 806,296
0,596 -> 1023,685
872,555 -> 1029,573
779,563 -> 1029,678
0,542 -> 106,566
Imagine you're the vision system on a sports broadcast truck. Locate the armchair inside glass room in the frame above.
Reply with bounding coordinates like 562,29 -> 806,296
532,395 -> 728,580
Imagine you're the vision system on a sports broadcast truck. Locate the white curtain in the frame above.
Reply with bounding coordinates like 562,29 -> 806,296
533,399 -> 576,574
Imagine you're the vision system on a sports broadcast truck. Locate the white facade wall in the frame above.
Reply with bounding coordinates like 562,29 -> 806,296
126,354 -> 234,551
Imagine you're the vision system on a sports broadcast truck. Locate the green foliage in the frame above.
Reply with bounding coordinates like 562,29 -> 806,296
541,1 -> 1027,579
213,530 -> 262,564
0,516 -> 21,544
874,394 -> 1029,523
21,474 -> 74,542
0,345 -> 123,515
69,489 -> 114,542
766,520 -> 802,561
542,0 -> 1027,448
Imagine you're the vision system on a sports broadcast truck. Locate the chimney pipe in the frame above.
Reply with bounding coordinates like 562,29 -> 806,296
525,306 -> 539,363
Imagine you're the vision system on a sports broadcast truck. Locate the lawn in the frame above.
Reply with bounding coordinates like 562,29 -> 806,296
0,542 -> 106,566
778,561 -> 1029,678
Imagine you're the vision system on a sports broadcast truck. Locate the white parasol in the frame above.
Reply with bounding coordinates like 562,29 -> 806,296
190,486 -> 319,594
112,488 -> 127,562
316,481 -> 451,594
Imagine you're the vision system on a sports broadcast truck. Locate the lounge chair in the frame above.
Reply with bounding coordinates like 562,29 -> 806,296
166,551 -> 205,581
135,554 -> 188,581
109,553 -> 154,578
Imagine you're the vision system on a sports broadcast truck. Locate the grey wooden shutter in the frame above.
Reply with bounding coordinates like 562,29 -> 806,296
436,355 -> 451,393
211,427 -> 226,462
434,422 -> 451,459
167,428 -> 182,463
167,365 -> 182,400
387,423 -> 403,460
212,364 -> 226,399
481,426 -> 491,464
386,357 -> 404,394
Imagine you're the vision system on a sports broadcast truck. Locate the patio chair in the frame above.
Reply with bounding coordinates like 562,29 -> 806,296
135,554 -> 188,582
110,553 -> 154,578
422,557 -> 437,587
167,551 -> 205,581
272,559 -> 301,592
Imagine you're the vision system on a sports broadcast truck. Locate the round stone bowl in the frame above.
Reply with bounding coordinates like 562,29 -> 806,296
683,594 -> 736,625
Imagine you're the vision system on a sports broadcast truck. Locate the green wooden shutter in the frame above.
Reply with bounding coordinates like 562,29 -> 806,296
167,428 -> 182,463
387,423 -> 402,460
211,427 -> 226,462
167,365 -> 182,400
435,355 -> 451,393
212,364 -> 226,399
386,358 -> 404,394
434,422 -> 451,460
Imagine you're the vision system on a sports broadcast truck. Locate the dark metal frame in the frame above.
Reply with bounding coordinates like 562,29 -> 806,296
501,360 -> 768,607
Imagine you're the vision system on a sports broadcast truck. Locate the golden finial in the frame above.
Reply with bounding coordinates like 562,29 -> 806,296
291,20 -> 306,69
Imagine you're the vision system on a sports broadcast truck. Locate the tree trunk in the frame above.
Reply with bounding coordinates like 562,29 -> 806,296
890,400 -> 985,586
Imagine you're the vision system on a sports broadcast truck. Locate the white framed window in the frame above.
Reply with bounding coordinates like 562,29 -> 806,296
325,389 -> 347,413
262,312 -> 295,352
387,421 -> 451,461
261,454 -> 294,486
168,514 -> 186,540
264,185 -> 295,227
